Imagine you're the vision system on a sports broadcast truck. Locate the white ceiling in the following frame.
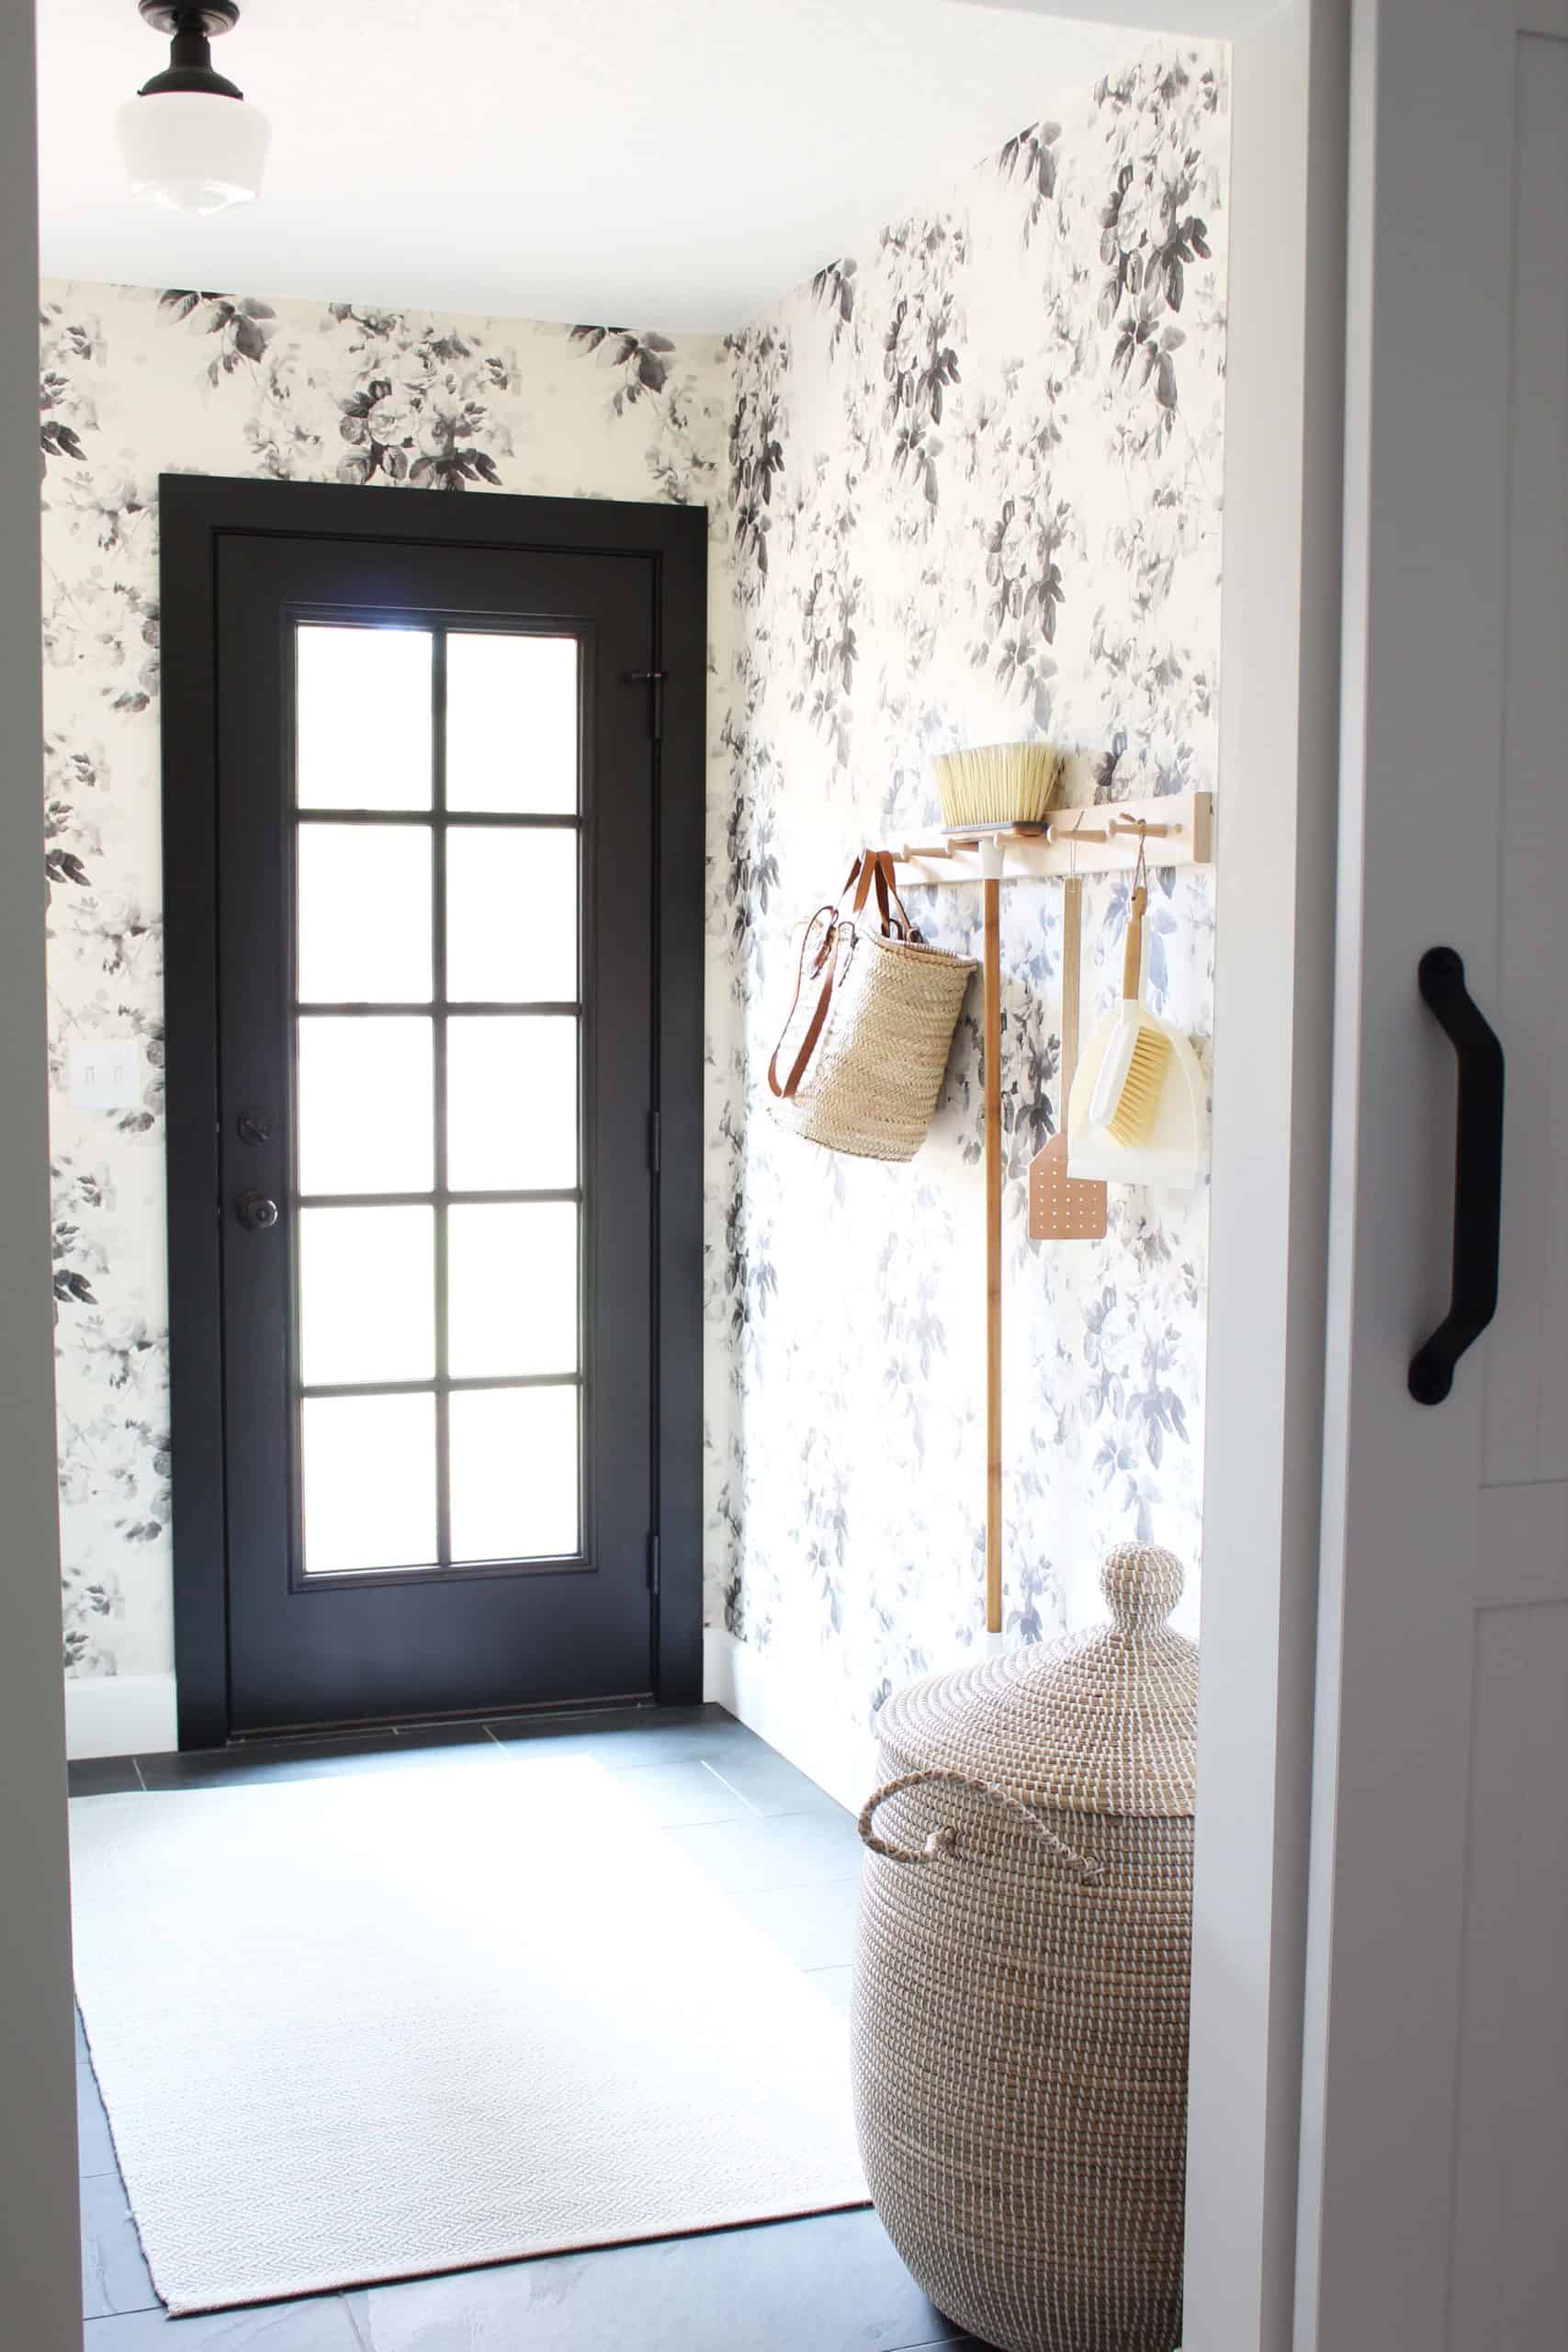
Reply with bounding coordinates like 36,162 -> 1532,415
950,0 -> 1267,30
37,0 -> 1149,332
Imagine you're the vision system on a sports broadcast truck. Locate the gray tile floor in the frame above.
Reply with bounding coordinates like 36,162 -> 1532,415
70,1705 -> 985,2350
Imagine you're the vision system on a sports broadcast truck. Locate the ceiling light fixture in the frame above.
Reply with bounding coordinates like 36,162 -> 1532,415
118,3 -> 269,217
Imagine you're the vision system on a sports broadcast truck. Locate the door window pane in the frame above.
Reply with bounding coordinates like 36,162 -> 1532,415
446,634 -> 578,814
301,1392 -> 437,1574
299,1205 -> 434,1387
297,1016 -> 434,1194
447,1201 -> 578,1378
446,829 -> 577,1002
298,823 -> 433,1003
446,1015 -> 577,1192
296,627 -> 433,810
286,616 -> 595,1588
449,1385 -> 579,1562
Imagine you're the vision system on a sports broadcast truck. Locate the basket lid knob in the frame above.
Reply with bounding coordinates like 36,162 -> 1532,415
1100,1542 -> 1185,1634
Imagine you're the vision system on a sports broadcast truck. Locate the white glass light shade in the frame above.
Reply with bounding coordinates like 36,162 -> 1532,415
117,91 -> 270,216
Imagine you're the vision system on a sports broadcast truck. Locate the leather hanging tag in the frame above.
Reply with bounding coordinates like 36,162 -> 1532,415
1029,873 -> 1108,1242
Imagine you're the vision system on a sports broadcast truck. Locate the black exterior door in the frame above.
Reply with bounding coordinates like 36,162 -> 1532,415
160,481 -> 704,1741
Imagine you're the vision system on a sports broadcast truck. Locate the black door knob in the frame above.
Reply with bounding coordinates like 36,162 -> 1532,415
235,1190 -> 280,1232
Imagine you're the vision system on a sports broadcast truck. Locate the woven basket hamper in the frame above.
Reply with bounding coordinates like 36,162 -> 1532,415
852,1543 -> 1198,2352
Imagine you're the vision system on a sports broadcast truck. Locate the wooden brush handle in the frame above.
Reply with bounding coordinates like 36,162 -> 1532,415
1122,885 -> 1148,1001
1062,876 -> 1082,1089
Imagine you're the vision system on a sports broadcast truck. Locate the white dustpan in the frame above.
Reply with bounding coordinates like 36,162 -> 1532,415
1066,879 -> 1207,1189
1066,1006 -> 1206,1188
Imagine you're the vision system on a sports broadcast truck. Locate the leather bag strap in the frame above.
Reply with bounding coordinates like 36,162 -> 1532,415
872,848 -> 916,940
767,906 -> 841,1101
767,849 -> 917,1103
842,848 -> 916,938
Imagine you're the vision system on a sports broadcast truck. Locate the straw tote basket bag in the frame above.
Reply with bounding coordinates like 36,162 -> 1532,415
768,850 -> 976,1161
852,1543 -> 1198,2352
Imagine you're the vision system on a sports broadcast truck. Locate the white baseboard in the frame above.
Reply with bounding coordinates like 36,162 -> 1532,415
703,1625 -> 877,1816
64,1671 -> 177,1761
66,1646 -> 876,1782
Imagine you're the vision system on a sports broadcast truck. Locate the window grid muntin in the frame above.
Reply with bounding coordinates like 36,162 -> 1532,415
290,616 -> 585,1577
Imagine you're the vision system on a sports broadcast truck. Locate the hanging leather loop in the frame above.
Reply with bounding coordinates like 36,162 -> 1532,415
845,848 -> 916,941
766,849 -> 917,1102
767,905 -> 844,1102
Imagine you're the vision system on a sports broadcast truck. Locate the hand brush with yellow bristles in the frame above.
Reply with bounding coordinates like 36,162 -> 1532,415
1083,873 -> 1172,1148
931,741 -> 1064,834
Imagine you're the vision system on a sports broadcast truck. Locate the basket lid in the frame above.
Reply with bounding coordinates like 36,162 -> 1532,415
877,1543 -> 1198,1818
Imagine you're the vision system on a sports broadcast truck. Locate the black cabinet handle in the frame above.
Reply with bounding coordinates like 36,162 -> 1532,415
1408,947 -> 1505,1406
235,1190 -> 280,1233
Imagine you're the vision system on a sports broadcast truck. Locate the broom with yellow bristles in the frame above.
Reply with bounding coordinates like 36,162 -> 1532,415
931,741 -> 1065,834
927,740 -> 1065,1647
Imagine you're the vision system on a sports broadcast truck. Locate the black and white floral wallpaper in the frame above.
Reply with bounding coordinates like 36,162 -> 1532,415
710,40 -> 1225,1748
42,37 -> 1227,1771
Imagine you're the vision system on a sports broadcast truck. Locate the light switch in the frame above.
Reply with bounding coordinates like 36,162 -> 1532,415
69,1038 -> 143,1112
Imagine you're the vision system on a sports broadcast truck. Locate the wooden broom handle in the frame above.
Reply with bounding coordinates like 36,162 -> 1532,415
1062,876 -> 1082,1091
985,878 -> 1002,1636
1122,884 -> 1147,1000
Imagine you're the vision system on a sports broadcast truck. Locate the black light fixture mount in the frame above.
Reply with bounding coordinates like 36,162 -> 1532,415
133,4 -> 246,102
118,0 -> 270,214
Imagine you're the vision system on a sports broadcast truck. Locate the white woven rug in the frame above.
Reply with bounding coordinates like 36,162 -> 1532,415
69,1761 -> 865,2314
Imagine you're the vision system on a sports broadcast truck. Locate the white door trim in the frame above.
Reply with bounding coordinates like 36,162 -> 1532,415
1184,6 -> 1351,2347
0,5 -> 81,2345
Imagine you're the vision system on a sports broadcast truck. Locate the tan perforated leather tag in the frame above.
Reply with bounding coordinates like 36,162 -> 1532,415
1029,872 -> 1108,1241
1029,1132 -> 1108,1240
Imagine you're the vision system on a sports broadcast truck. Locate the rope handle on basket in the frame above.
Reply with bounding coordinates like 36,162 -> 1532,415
766,850 -> 918,1103
857,1768 -> 1102,1884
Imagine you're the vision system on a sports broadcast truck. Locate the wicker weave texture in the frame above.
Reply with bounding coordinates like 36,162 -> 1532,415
852,1546 -> 1197,2352
771,919 -> 976,1161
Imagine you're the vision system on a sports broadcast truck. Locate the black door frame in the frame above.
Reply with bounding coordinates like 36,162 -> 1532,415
160,474 -> 706,1748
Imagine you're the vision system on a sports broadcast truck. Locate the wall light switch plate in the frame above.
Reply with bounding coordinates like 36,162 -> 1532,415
69,1038 -> 142,1112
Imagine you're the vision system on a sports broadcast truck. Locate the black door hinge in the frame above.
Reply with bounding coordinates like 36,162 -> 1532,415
629,669 -> 665,741
647,1532 -> 661,1596
647,1108 -> 660,1175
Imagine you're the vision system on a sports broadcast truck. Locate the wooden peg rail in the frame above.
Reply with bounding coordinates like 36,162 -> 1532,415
891,790 -> 1213,888
886,786 -> 1213,1639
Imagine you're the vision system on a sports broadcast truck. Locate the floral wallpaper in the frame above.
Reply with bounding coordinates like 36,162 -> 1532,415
710,38 -> 1227,1754
42,33 -> 1228,1770
40,286 -> 728,1679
